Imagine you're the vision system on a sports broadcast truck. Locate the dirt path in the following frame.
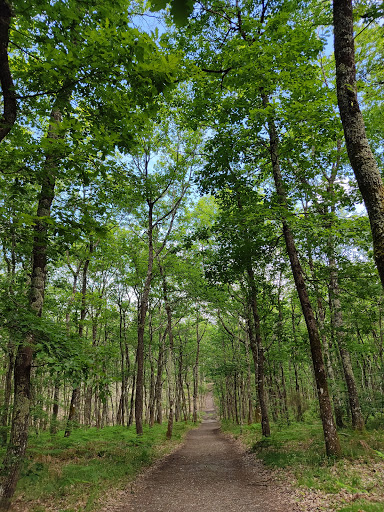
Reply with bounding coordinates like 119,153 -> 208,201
116,393 -> 300,512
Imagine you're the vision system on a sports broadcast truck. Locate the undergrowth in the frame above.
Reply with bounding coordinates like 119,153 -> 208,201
221,416 -> 384,511
2,422 -> 196,512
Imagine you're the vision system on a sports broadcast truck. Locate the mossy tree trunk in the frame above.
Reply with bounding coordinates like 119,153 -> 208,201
333,0 -> 384,289
0,104 -> 63,510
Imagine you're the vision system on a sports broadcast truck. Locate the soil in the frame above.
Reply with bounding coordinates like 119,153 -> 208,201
104,392 -> 300,512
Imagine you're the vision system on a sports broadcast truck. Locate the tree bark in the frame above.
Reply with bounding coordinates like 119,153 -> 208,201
158,263 -> 175,439
64,387 -> 80,437
128,356 -> 137,427
135,202 -> 154,435
328,259 -> 364,430
50,379 -> 60,435
246,268 -> 270,436
333,0 -> 384,288
0,104 -> 63,509
147,340 -> 156,426
317,296 -> 344,428
0,343 -> 14,445
325,143 -> 364,430
193,322 -> 201,423
64,243 -> 92,437
291,302 -> 304,422
263,93 -> 341,456
117,306 -> 128,426
0,0 -> 16,142
154,331 -> 166,425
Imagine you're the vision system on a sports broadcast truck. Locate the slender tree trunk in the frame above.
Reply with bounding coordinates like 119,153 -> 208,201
186,376 -> 191,420
280,364 -> 289,424
117,306 -> 127,426
293,362 -> 303,422
247,268 -> 270,437
83,387 -> 92,427
193,325 -> 201,423
178,346 -> 187,422
158,264 -> 175,439
148,343 -> 156,426
128,355 -> 137,427
135,202 -> 154,435
329,259 -> 364,430
322,138 -> 364,430
291,302 -> 304,422
263,93 -> 340,456
154,332 -> 166,425
245,338 -> 253,424
50,379 -> 60,434
64,243 -> 92,437
101,387 -> 108,428
166,348 -> 175,439
0,344 -> 14,445
317,292 -> 345,428
277,288 -> 289,423
64,388 -> 80,437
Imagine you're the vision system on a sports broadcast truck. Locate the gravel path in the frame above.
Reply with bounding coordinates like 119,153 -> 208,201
117,392 -> 300,512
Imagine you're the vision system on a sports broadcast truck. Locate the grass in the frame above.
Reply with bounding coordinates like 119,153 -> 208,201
221,417 -> 384,511
3,421 -> 197,512
337,504 -> 384,512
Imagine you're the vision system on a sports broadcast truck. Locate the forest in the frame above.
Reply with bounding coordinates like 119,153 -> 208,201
0,0 -> 384,510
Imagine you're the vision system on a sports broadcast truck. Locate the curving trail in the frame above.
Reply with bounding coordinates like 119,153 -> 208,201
122,392 -> 299,512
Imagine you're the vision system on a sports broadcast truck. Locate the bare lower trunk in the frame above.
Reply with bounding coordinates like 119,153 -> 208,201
117,308 -> 128,426
245,339 -> 253,424
128,358 -> 137,427
193,336 -> 201,423
317,297 -> 344,428
329,260 -> 364,430
135,203 -> 154,435
84,386 -> 92,427
247,268 -> 270,437
166,349 -> 175,440
64,243 -> 92,437
50,379 -> 60,434
291,303 -> 303,422
148,345 -> 156,426
159,263 -> 175,439
64,387 -> 80,437
0,339 -> 33,509
154,332 -> 165,425
0,345 -> 14,445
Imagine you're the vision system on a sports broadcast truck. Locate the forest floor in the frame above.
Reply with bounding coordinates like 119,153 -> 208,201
10,396 -> 384,511
99,392 -> 300,512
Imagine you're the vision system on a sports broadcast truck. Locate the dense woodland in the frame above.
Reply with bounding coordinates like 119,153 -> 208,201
0,0 -> 384,510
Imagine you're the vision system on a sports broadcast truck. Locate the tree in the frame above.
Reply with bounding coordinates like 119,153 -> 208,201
0,97 -> 69,509
0,0 -> 16,142
333,0 -> 384,288
175,0 -> 341,455
118,121 -> 200,435
0,0 -> 183,506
